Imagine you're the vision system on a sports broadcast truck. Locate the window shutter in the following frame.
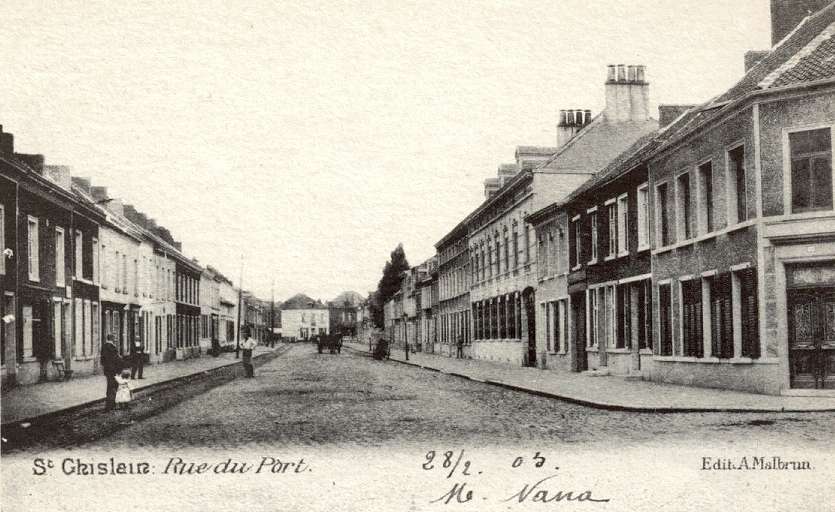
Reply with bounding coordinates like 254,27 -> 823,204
741,269 -> 760,359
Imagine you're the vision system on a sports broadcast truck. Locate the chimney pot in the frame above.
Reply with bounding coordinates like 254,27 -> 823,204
607,65 -> 616,82
575,109 -> 583,126
627,65 -> 636,82
617,64 -> 626,82
559,109 -> 567,126
584,109 -> 592,124
566,110 -> 574,125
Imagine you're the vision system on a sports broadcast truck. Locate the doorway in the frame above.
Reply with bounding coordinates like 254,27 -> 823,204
523,288 -> 536,367
788,288 -> 835,389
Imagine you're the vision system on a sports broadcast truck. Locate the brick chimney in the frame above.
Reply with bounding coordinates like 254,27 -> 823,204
484,177 -> 500,199
43,165 -> 71,191
604,64 -> 650,123
105,198 -> 125,217
16,153 -> 45,173
90,186 -> 109,203
771,0 -> 830,45
71,176 -> 91,193
658,105 -> 696,128
0,125 -> 13,156
557,108 -> 592,148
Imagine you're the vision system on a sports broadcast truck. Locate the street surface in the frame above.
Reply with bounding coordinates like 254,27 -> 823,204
86,344 -> 835,450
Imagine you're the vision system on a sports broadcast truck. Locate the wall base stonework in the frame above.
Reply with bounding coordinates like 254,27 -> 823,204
542,351 -> 572,372
642,359 -> 783,395
470,340 -> 523,365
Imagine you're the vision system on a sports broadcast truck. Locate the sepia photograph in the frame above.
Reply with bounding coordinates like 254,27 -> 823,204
1,1 -> 834,510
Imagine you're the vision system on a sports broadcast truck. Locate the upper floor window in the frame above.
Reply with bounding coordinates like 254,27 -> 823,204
571,216 -> 581,268
637,184 -> 649,250
617,194 -> 629,256
676,172 -> 693,240
92,238 -> 99,284
588,209 -> 598,263
75,231 -> 83,278
28,216 -> 39,282
512,227 -> 519,269
727,146 -> 747,224
697,161 -> 714,234
656,182 -> 670,247
790,127 -> 832,213
55,227 -> 65,287
607,201 -> 617,257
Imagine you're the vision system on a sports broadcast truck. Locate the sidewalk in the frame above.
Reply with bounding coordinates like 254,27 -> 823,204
344,342 -> 835,413
1,345 -> 278,425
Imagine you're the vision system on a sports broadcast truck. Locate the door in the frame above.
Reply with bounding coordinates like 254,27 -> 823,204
572,293 -> 587,372
524,290 -> 536,367
788,288 -> 835,389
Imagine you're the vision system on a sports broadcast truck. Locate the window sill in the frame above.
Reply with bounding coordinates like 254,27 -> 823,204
617,251 -> 629,258
73,356 -> 95,362
586,347 -> 599,353
571,265 -> 581,272
604,255 -> 616,262
637,244 -> 650,253
652,355 -> 774,364
606,347 -> 632,354
587,259 -> 597,266
639,348 -> 653,355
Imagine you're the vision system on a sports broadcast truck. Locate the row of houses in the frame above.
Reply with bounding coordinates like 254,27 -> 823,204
385,0 -> 835,395
0,127 -> 271,388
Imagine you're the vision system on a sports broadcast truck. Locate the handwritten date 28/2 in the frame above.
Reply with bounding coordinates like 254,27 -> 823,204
422,450 -> 473,478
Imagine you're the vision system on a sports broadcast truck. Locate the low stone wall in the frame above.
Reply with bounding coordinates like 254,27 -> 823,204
642,359 -> 784,395
470,340 -> 523,365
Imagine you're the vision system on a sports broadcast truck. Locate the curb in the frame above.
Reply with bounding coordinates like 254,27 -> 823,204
373,352 -> 835,414
1,347 -> 287,429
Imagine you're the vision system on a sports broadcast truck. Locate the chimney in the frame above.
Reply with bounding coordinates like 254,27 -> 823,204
658,105 -> 697,127
557,107 -> 591,147
90,186 -> 108,203
744,50 -> 770,72
71,176 -> 91,193
16,153 -> 45,173
484,177 -> 500,199
105,198 -> 125,217
0,125 -> 13,156
604,64 -> 650,123
43,165 -> 71,191
770,0 -> 830,46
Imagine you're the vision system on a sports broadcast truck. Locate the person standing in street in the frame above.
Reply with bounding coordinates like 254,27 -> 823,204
130,336 -> 145,379
241,326 -> 257,378
456,336 -> 464,359
101,334 -> 124,410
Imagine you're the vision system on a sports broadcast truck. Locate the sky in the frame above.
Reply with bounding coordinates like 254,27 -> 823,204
0,0 -> 772,302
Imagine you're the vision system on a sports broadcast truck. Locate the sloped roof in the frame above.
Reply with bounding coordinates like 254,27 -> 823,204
769,25 -> 835,87
713,1 -> 835,104
536,115 -> 659,173
280,293 -> 327,310
331,290 -> 364,307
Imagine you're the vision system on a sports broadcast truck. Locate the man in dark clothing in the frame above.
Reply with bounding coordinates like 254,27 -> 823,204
101,334 -> 124,410
130,337 -> 145,379
456,336 -> 464,359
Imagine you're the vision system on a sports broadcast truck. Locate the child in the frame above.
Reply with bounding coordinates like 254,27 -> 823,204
114,369 -> 133,408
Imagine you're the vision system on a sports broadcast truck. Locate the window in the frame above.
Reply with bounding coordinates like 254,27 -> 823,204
75,231 -> 83,278
27,217 -> 40,281
737,268 -> 760,359
523,225 -> 530,263
589,210 -> 598,263
55,228 -> 65,287
656,182 -> 670,247
638,280 -> 652,350
22,305 -> 33,358
571,217 -> 581,268
91,302 -> 99,357
617,194 -> 629,256
487,241 -> 493,278
681,278 -> 704,358
790,127 -> 832,213
727,146 -> 747,224
53,300 -> 63,359
134,259 -> 138,296
676,172 -> 693,240
503,235 -> 509,275
658,283 -> 673,355
92,238 -> 99,284
495,239 -> 501,275
616,285 -> 630,348
122,254 -> 127,294
74,298 -> 83,357
697,162 -> 714,234
0,204 -> 4,275
709,273 -> 733,359
607,202 -> 617,257
637,184 -> 649,250
512,227 -> 519,269
605,285 -> 615,347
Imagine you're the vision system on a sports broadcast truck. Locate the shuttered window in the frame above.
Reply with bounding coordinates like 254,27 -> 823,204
681,279 -> 703,357
638,280 -> 653,350
710,273 -> 734,359
739,268 -> 760,359
658,283 -> 673,356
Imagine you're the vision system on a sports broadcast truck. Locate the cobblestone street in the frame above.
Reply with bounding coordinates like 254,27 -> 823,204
87,344 -> 835,450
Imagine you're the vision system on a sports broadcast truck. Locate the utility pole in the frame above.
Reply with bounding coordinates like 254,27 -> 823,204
270,278 -> 275,348
235,254 -> 243,359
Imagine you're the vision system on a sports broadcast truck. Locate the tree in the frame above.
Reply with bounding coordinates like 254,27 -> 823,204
370,244 -> 409,328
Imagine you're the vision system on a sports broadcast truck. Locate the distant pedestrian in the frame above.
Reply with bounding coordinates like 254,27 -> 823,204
101,334 -> 124,410
456,336 -> 464,359
114,369 -> 133,408
241,327 -> 257,378
130,337 -> 145,379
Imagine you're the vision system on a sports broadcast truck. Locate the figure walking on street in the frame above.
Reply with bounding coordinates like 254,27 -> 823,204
101,334 -> 124,410
130,336 -> 145,379
456,336 -> 464,359
241,326 -> 257,378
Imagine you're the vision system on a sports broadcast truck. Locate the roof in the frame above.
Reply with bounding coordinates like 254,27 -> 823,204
330,290 -> 364,307
713,1 -> 835,104
280,293 -> 328,310
536,114 -> 659,173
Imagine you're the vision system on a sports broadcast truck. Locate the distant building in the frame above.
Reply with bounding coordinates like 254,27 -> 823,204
280,293 -> 329,340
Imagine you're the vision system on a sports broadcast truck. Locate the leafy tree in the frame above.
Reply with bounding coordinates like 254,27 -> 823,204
370,244 -> 409,327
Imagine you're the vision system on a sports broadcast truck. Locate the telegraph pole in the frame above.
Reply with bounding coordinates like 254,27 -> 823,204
235,254 -> 244,359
